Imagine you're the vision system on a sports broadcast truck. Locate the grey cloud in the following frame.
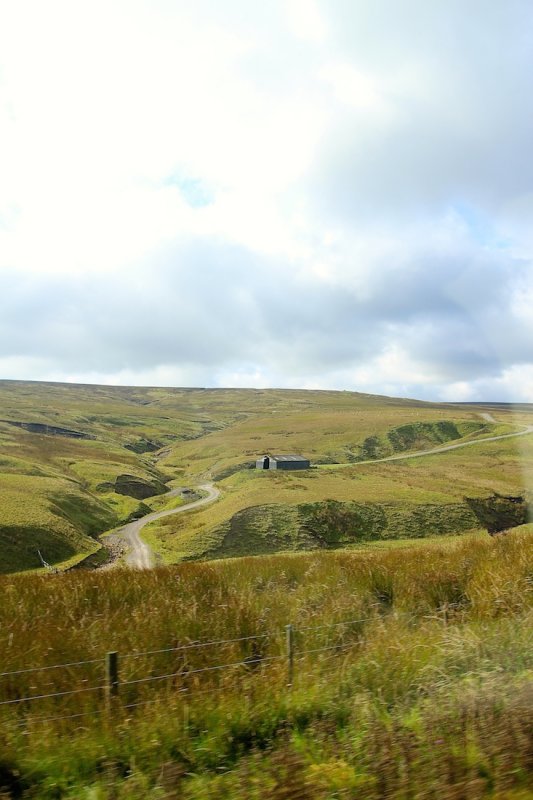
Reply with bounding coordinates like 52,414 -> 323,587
2,0 -> 533,398
307,0 -> 533,224
0,230 -> 530,393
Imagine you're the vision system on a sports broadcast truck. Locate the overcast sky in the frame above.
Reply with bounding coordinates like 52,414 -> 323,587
1,0 -> 532,401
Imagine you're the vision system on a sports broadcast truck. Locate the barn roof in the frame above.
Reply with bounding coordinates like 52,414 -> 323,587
271,454 -> 308,462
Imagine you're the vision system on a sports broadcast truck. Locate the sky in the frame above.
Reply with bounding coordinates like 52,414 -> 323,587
0,0 -> 532,401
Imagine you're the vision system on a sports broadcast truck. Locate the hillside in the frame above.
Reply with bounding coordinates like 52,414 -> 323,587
149,399 -> 533,563
1,533 -> 533,797
0,381 -> 264,571
0,380 -> 531,572
0,381 -> 532,795
146,435 -> 533,561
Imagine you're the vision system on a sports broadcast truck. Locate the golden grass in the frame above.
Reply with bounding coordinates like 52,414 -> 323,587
160,403 -> 505,479
1,531 -> 533,797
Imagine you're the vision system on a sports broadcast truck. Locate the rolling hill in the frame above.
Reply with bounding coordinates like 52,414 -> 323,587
0,379 -> 531,572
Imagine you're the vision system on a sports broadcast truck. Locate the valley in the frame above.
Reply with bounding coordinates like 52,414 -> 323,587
0,380 -> 532,798
0,380 -> 531,573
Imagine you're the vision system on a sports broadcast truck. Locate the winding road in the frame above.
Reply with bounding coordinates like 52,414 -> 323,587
106,483 -> 220,569
106,419 -> 533,569
333,423 -> 533,468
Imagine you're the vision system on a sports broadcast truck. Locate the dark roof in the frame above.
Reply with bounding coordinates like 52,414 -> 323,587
271,454 -> 308,462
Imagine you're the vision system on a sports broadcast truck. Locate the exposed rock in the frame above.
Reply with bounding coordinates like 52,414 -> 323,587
124,438 -> 162,454
465,493 -> 529,534
114,473 -> 167,500
0,419 -> 93,439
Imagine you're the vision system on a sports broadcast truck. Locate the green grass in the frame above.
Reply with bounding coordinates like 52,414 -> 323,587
144,431 -> 532,562
161,402 -> 515,479
0,380 -> 531,571
0,473 -> 114,573
2,532 -> 533,797
1,382 -> 533,796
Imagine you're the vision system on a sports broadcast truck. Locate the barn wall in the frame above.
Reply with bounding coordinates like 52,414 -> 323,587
275,461 -> 310,470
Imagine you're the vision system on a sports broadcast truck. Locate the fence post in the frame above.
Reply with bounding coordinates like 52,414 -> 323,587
105,651 -> 119,703
286,624 -> 294,688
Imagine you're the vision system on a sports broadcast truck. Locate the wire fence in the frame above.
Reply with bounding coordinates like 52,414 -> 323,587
0,608 -> 456,726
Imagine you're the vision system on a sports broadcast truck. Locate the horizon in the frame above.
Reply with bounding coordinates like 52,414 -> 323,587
1,375 -> 531,407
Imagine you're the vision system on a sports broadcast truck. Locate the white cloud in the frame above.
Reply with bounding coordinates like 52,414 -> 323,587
466,366 -> 533,404
0,0 -> 532,400
320,62 -> 392,117
286,0 -> 328,42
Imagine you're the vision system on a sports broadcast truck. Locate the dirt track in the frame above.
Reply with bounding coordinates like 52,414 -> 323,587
319,423 -> 533,469
355,424 -> 533,466
104,483 -> 220,569
105,422 -> 533,569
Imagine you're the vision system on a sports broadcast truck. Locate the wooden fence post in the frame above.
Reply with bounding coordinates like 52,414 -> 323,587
106,651 -> 119,703
286,624 -> 294,688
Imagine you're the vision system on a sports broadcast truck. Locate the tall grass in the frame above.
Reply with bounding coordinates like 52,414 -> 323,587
0,531 -> 533,796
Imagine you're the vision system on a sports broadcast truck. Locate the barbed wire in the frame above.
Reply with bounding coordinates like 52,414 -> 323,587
123,683 -> 231,708
122,655 -> 285,688
0,612 -> 451,678
0,612 -> 456,714
298,643 -> 355,657
123,631 -> 271,659
295,616 -> 379,632
16,707 -> 107,726
0,683 -> 105,707
0,657 -> 103,678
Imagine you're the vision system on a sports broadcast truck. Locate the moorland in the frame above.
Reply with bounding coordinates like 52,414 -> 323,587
0,380 -> 531,572
1,532 -> 533,798
1,380 -> 533,798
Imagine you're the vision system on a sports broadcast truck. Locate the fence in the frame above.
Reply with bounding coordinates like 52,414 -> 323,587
0,610 -> 454,727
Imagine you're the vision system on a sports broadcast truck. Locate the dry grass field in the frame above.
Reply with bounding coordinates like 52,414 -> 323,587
1,530 -> 533,797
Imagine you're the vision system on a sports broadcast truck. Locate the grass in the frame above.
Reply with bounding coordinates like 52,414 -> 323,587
144,432 -> 532,561
0,379 -> 531,572
1,531 -> 533,796
0,473 -> 114,573
1,381 -> 532,796
160,402 -> 514,479
0,380 -> 232,571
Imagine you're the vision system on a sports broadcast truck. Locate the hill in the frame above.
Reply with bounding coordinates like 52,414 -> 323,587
0,380 -> 531,572
1,532 -> 533,797
0,381 -> 258,571
0,381 -> 532,795
149,395 -> 532,563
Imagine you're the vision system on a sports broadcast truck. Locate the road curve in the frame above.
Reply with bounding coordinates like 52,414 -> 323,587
320,424 -> 533,470
108,424 -> 533,567
107,483 -> 220,569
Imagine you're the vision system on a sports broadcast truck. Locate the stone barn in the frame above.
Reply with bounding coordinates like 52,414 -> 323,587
256,454 -> 310,471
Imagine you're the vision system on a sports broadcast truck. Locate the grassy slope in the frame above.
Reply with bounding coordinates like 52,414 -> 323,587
160,393 -> 498,478
2,532 -> 533,797
147,404 -> 533,561
0,380 -> 531,571
0,381 -> 230,571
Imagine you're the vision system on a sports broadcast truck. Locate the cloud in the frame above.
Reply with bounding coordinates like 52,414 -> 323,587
0,0 -> 532,399
0,225 -> 530,399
